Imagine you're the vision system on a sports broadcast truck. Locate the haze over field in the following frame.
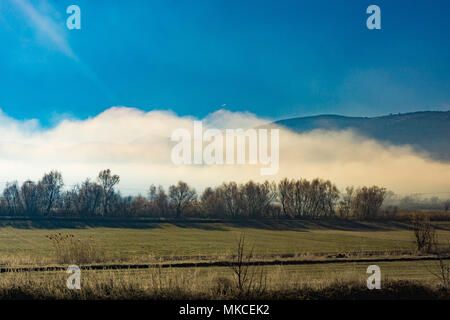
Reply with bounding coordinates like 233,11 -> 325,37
0,106 -> 449,195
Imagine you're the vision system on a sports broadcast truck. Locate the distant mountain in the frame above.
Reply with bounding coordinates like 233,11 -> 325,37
274,111 -> 450,161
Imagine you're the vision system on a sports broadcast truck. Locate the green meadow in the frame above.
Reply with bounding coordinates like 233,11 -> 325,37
1,219 -> 450,265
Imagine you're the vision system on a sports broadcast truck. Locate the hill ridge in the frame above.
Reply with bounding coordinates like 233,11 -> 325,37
274,110 -> 450,161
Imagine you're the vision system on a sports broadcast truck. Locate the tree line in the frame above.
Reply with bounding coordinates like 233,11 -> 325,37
0,170 -> 388,220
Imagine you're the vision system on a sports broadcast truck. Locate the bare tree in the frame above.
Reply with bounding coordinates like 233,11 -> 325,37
3,182 -> 23,215
277,178 -> 339,219
97,169 -> 120,216
21,180 -> 39,216
412,214 -> 436,253
38,171 -> 64,216
220,182 -> 242,218
230,234 -> 252,294
322,180 -> 340,218
338,187 -> 354,219
76,179 -> 103,216
293,179 -> 309,218
240,181 -> 277,217
429,254 -> 450,290
148,184 -> 157,202
147,184 -> 169,217
229,234 -> 266,297
352,186 -> 386,220
156,185 -> 169,217
278,178 -> 294,218
168,181 -> 197,218
129,195 -> 149,217
201,187 -> 225,217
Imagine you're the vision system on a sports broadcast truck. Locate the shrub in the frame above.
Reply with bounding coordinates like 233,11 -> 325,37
229,234 -> 267,298
412,215 -> 436,253
46,233 -> 106,264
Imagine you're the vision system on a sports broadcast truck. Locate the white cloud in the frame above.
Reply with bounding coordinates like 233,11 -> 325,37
203,109 -> 269,129
0,106 -> 449,196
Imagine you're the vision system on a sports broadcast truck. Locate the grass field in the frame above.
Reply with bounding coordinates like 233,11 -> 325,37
1,219 -> 450,265
1,218 -> 450,299
1,259 -> 449,299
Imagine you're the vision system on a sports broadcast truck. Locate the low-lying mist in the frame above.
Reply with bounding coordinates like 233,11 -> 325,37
0,107 -> 449,195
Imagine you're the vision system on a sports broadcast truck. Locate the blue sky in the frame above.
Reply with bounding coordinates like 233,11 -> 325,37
1,0 -> 449,126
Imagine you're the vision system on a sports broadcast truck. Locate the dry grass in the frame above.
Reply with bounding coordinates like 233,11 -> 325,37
0,255 -> 52,267
0,266 -> 447,300
0,223 -> 449,299
46,233 -> 108,264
